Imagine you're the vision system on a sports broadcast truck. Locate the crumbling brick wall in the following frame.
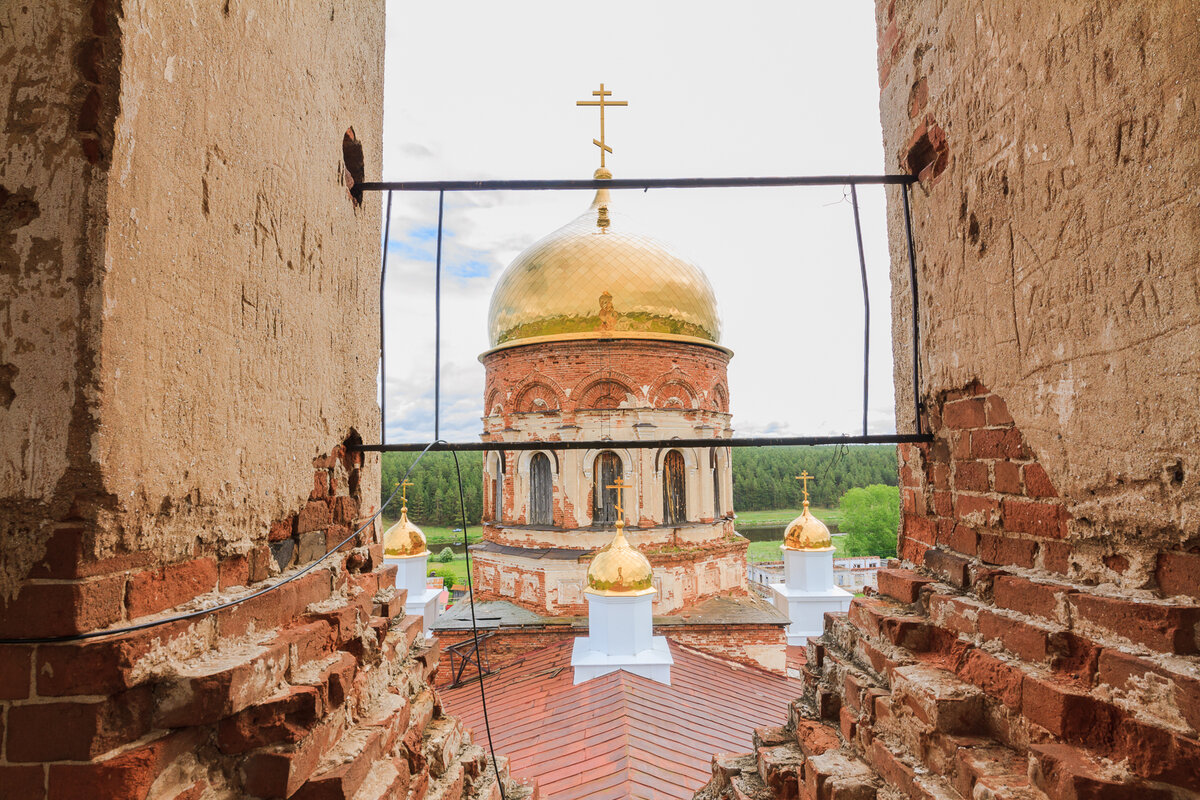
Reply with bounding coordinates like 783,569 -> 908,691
0,3 -> 522,798
696,2 -> 1200,798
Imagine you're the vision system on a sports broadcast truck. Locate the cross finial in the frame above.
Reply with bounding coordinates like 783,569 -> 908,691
397,479 -> 414,510
606,476 -> 630,525
576,83 -> 628,168
795,471 -> 814,505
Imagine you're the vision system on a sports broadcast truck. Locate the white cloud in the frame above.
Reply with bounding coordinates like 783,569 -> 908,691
380,0 -> 899,444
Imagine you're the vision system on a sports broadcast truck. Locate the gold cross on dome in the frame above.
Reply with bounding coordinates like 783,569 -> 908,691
576,83 -> 628,168
606,476 -> 630,523
795,471 -> 814,504
398,479 -> 414,507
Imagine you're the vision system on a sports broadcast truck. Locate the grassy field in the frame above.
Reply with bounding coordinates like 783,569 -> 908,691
735,506 -> 843,528
378,513 -> 483,547
427,553 -> 471,587
747,535 -> 848,562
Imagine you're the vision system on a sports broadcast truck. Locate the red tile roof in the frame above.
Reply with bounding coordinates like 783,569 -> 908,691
441,641 -> 801,799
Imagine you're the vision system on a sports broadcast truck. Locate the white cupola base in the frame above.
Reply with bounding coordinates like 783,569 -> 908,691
384,553 -> 442,637
571,590 -> 672,685
771,546 -> 853,646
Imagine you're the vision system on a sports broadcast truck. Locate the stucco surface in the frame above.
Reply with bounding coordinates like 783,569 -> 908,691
0,0 -> 383,596
885,1 -> 1200,549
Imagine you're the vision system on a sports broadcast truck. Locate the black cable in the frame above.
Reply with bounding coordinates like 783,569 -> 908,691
451,450 -> 505,800
0,441 -> 442,646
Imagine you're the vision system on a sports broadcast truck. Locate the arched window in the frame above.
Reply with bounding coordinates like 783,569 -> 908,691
529,452 -> 553,526
592,451 -> 622,525
663,450 -> 686,525
493,453 -> 504,522
711,449 -> 721,518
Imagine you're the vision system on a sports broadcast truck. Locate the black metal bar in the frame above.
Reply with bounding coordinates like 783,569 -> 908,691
901,184 -> 923,435
359,174 -> 917,193
434,190 -> 444,441
352,433 -> 931,453
850,184 -> 870,437
379,190 -> 393,443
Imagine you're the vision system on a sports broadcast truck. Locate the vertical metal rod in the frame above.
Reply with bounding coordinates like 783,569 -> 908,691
434,190 -> 445,441
901,184 -> 922,435
379,190 -> 393,444
850,184 -> 870,437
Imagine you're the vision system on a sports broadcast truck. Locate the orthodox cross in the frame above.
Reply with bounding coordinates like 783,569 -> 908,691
398,479 -> 414,508
795,471 -> 814,504
607,476 -> 630,524
576,83 -> 628,168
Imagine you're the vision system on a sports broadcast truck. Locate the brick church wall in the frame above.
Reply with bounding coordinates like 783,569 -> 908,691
0,3 -> 520,798
696,2 -> 1200,798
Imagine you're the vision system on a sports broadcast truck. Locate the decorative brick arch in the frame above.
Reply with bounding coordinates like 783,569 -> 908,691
711,382 -> 729,412
513,376 -> 565,413
484,388 -> 504,417
649,370 -> 699,409
573,370 -> 638,410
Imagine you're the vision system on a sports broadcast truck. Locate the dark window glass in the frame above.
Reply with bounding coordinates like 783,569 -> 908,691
664,450 -> 686,525
494,456 -> 504,522
592,451 -> 622,525
530,452 -> 553,526
712,452 -> 721,518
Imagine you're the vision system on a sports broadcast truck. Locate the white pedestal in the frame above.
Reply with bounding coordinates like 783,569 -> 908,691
771,546 -> 853,646
384,553 -> 442,637
571,591 -> 673,685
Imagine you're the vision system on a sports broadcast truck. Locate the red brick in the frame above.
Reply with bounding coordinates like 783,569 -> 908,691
1041,540 -> 1072,575
993,575 -> 1070,622
311,470 -> 330,500
983,394 -> 1013,426
956,648 -> 1022,710
876,568 -> 932,604
1097,649 -> 1200,733
270,517 -> 296,542
899,535 -> 929,565
991,461 -> 1021,494
331,496 -> 360,525
219,554 -> 250,589
0,576 -> 125,638
1157,550 -> 1200,601
794,717 -> 841,758
154,640 -> 290,728
297,500 -> 333,534
978,609 -> 1050,662
1116,713 -> 1200,789
930,463 -> 950,491
953,461 -> 989,492
7,688 -> 153,762
126,557 -> 219,619
1001,498 -> 1066,538
977,532 -> 1038,569
0,765 -> 44,799
217,684 -> 324,754
902,487 -> 919,515
943,397 -> 986,429
1071,592 -> 1200,655
1020,672 -> 1116,744
1030,741 -> 1171,800
924,548 -> 971,588
971,428 -> 1029,460
47,729 -> 202,800
932,490 -> 953,517
954,494 -> 999,525
249,544 -> 273,582
1019,463 -> 1056,498
928,593 -> 980,637
0,645 -> 32,700
903,514 -> 936,546
25,528 -> 156,580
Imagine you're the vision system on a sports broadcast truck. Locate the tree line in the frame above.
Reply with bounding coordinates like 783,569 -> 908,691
731,445 -> 898,510
380,444 -> 897,527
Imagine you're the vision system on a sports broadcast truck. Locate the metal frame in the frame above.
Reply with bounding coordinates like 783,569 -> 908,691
366,173 -> 926,453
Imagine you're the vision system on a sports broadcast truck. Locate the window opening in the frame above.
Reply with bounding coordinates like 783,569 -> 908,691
592,451 -> 622,525
529,452 -> 553,526
663,450 -> 686,525
493,452 -> 504,522
711,448 -> 721,518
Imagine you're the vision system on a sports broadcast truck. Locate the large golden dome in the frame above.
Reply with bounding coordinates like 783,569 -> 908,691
586,522 -> 655,595
783,502 -> 834,551
383,505 -> 428,558
486,169 -> 722,353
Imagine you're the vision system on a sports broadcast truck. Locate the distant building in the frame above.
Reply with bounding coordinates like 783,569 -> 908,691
834,555 -> 881,591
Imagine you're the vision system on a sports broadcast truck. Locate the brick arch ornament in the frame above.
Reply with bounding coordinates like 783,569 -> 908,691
573,370 -> 639,411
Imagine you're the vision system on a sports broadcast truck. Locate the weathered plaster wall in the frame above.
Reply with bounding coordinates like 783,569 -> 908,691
0,2 -> 119,596
886,0 -> 1200,556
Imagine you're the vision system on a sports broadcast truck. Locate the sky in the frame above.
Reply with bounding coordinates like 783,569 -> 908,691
380,1 -> 896,444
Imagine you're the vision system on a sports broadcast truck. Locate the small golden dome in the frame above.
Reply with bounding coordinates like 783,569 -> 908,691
783,501 -> 834,551
383,504 -> 427,558
485,169 -> 723,354
586,521 -> 654,595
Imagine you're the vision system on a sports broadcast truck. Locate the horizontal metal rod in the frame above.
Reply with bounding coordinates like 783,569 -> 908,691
359,174 -> 916,193
351,433 -> 931,453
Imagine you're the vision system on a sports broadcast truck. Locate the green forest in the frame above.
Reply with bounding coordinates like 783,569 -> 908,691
379,444 -> 897,528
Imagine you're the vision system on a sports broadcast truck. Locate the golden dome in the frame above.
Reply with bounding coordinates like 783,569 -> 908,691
485,169 -> 723,354
783,501 -> 834,551
586,521 -> 655,595
383,504 -> 427,558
